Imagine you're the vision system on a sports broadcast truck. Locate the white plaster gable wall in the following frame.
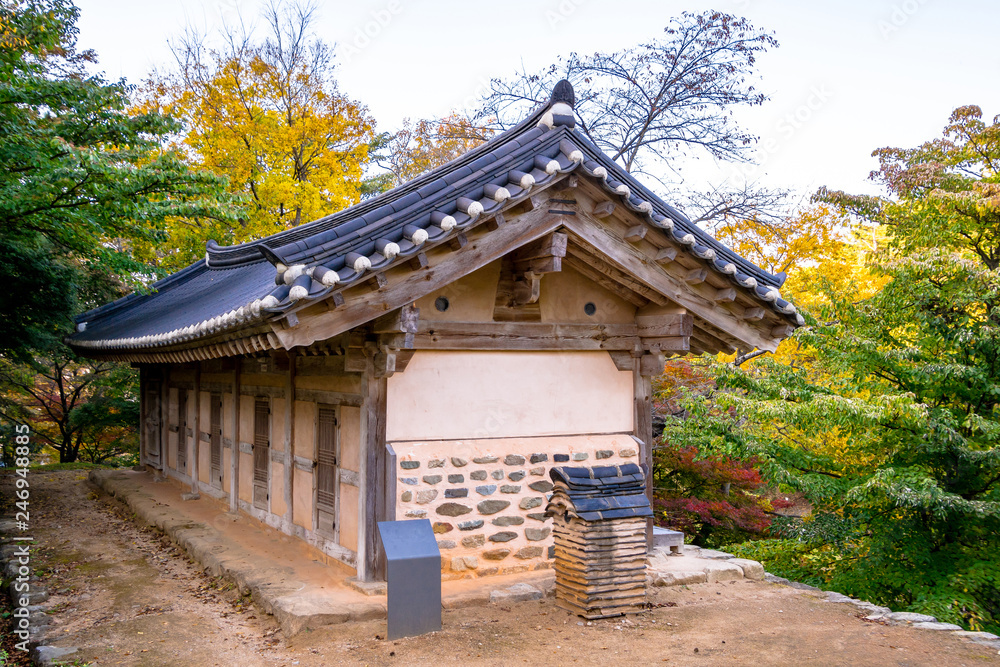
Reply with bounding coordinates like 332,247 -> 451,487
385,350 -> 633,442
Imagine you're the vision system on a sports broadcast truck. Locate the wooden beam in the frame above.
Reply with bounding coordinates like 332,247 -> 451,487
562,256 -> 648,308
592,201 -> 616,218
624,225 -> 647,243
565,246 -> 668,306
372,304 -> 419,335
513,256 -> 562,275
640,336 -> 690,353
635,313 -> 693,337
414,320 -> 642,351
562,217 -> 779,352
273,208 -> 568,349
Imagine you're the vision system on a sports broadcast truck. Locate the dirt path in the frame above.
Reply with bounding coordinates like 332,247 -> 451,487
2,470 -> 998,666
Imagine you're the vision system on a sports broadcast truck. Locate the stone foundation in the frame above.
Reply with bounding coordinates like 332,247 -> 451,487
390,433 -> 639,578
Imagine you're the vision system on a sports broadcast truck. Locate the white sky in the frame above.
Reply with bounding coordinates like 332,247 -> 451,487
75,0 -> 1000,206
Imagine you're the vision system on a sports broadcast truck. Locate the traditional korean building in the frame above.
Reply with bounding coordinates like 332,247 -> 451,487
67,81 -> 801,583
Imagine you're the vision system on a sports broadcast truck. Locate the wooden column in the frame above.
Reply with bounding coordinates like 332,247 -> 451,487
284,351 -> 296,530
138,366 -> 147,465
360,349 -> 389,582
190,364 -> 201,496
229,361 -> 241,513
634,357 -> 655,552
159,365 -> 170,477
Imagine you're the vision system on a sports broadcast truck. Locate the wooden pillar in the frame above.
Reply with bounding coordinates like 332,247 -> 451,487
230,360 -> 241,513
634,356 -> 655,552
159,365 -> 170,477
360,349 -> 389,582
190,364 -> 201,496
138,366 -> 147,465
284,351 -> 296,530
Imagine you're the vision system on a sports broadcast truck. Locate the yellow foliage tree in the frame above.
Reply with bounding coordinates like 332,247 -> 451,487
140,2 -> 376,268
377,113 -> 493,188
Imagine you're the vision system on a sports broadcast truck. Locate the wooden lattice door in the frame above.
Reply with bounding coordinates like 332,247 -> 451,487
176,390 -> 187,472
210,394 -> 222,487
315,406 -> 338,537
253,399 -> 270,510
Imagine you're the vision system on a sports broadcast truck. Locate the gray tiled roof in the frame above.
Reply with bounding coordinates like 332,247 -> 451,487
69,81 -> 801,354
546,464 -> 653,522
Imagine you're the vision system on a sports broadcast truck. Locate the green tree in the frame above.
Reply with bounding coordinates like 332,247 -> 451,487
0,352 -> 138,464
0,0 -> 235,358
671,105 -> 1000,632
143,0 -> 378,268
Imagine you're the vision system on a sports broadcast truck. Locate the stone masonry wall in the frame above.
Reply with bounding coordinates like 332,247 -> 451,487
390,433 -> 639,579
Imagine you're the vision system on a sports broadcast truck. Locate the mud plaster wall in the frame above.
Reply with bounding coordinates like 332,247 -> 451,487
391,434 -> 639,578
385,350 -> 633,442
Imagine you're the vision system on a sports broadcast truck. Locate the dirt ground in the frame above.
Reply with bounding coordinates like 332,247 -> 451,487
2,470 -> 998,667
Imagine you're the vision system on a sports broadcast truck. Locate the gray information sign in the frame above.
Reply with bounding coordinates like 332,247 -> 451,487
377,519 -> 442,639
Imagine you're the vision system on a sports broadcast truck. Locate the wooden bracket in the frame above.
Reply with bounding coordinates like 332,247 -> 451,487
512,272 -> 542,305
409,252 -> 428,271
485,211 -> 506,232
743,307 -> 765,322
624,225 -> 647,243
283,312 -> 300,329
323,292 -> 345,311
685,268 -> 708,285
713,287 -> 737,304
592,201 -> 616,218
654,247 -> 677,264
448,233 -> 468,251
771,324 -> 795,338
367,272 -> 388,292
639,351 -> 666,377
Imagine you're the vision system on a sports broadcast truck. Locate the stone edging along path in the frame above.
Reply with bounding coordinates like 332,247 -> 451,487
653,544 -> 1000,655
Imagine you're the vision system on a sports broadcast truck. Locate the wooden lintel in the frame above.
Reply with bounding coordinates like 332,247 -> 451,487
415,320 -> 641,351
771,323 -> 795,339
367,272 -> 388,292
448,233 -> 468,251
714,287 -> 737,304
635,313 -> 693,337
624,225 -> 647,243
743,307 -> 766,322
640,336 -> 690,353
592,201 -> 616,218
654,247 -> 677,264
684,268 -> 708,285
408,253 -> 428,271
